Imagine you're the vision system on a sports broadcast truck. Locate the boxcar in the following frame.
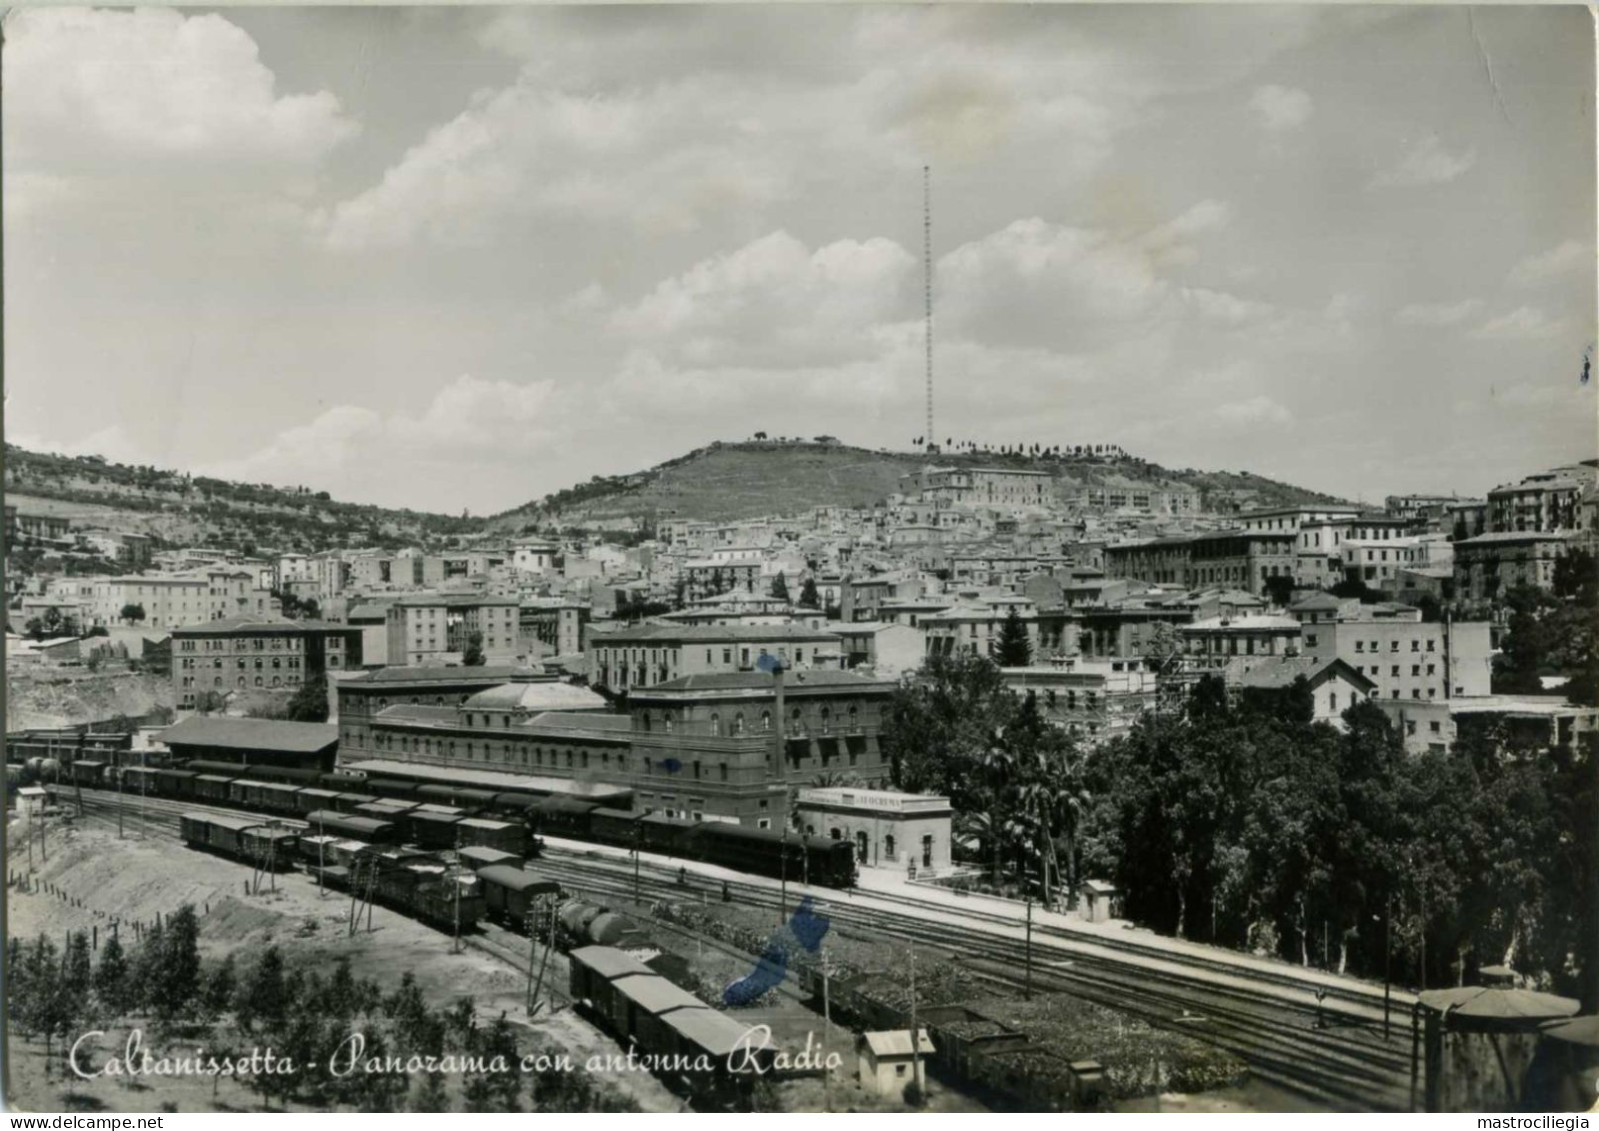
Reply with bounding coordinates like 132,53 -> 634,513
457,846 -> 520,872
294,787 -> 341,816
355,800 -> 417,821
532,796 -> 602,840
321,772 -> 368,792
257,782 -> 302,816
588,807 -> 642,847
303,810 -> 397,844
155,768 -> 197,801
227,779 -> 266,807
365,778 -> 419,801
329,792 -> 378,814
489,792 -> 541,818
327,838 -> 371,868
299,833 -> 341,866
241,824 -> 299,869
568,945 -> 655,1017
403,810 -> 463,850
71,760 -> 107,787
478,864 -> 562,927
181,812 -> 271,862
455,817 -> 525,856
121,766 -> 162,796
452,788 -> 498,811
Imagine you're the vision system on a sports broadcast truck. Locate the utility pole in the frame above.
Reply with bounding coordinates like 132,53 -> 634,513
922,165 -> 936,453
117,751 -> 124,840
525,903 -> 539,1013
633,822 -> 641,907
909,940 -> 921,1107
317,813 -> 326,897
452,829 -> 462,955
1384,894 -> 1393,1040
1025,890 -> 1034,1001
780,821 -> 789,925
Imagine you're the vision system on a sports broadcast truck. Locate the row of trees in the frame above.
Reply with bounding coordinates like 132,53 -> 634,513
883,653 -> 1086,907
9,905 -> 203,1072
1493,553 -> 1598,705
8,912 -> 632,1112
1079,682 -> 1593,995
882,652 -> 1595,998
909,439 -> 1130,459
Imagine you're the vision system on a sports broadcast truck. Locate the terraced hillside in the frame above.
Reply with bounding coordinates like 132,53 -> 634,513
4,445 -> 477,553
488,440 -> 1352,529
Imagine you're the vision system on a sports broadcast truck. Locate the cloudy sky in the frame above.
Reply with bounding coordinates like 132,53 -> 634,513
4,5 -> 1594,514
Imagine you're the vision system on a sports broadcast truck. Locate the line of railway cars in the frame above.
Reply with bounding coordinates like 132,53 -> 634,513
568,944 -> 772,1107
180,812 -> 299,870
66,757 -> 857,889
531,798 -> 858,888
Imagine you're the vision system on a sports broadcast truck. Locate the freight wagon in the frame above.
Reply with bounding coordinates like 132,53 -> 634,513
302,810 -> 398,845
478,864 -> 563,928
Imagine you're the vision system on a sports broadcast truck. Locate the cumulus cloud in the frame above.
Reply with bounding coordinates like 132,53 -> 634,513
3,8 -> 358,171
1394,299 -> 1484,327
610,231 -> 917,367
1250,85 -> 1312,132
1369,135 -> 1476,188
205,375 -> 560,488
1507,240 -> 1590,288
1469,306 -> 1563,341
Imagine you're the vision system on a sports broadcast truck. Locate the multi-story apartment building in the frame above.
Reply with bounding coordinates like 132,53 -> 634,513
81,569 -> 273,630
519,599 -> 590,659
1487,464 -> 1598,534
512,542 -> 559,574
1452,531 -> 1582,600
384,594 -> 521,666
589,624 -> 844,694
1298,611 -> 1491,703
1000,657 -> 1159,744
900,466 -> 1053,508
171,616 -> 363,709
1103,531 -> 1298,594
1178,614 -> 1303,673
1235,505 -> 1364,533
920,595 -> 1077,661
682,556 -> 763,602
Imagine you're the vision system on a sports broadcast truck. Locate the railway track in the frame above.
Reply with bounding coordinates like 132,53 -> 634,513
56,787 -> 1415,1108
533,848 -> 1416,1111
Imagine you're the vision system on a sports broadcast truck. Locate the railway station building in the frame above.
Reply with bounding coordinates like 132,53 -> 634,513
793,787 -> 952,875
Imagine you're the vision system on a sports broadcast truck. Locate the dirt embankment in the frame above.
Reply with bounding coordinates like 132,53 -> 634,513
5,819 -> 680,1114
5,670 -> 174,731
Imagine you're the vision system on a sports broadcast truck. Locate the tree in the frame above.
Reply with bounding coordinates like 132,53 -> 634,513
94,931 -> 132,1016
286,673 -> 330,723
1263,574 -> 1295,607
463,631 -> 486,666
882,651 -> 1016,812
769,572 -> 790,601
992,607 -> 1033,667
797,577 -> 821,609
203,954 -> 237,1020
236,946 -> 290,1034
120,603 -> 146,624
153,904 -> 202,1022
62,930 -> 93,1024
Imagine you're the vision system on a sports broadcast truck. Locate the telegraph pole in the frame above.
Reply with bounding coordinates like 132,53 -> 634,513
909,940 -> 921,1106
633,822 -> 641,907
1025,890 -> 1034,1001
1383,894 -> 1393,1040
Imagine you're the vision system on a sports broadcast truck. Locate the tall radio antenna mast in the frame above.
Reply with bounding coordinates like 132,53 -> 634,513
923,165 -> 937,455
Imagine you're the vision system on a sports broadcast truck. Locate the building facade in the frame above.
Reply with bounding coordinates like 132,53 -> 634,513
385,594 -> 521,666
171,617 -> 363,709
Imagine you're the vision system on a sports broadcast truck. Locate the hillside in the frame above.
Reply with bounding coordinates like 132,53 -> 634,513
3,445 -> 477,554
488,440 -> 1353,529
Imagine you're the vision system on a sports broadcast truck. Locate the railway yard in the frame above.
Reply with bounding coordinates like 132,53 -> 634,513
6,782 -> 1418,1113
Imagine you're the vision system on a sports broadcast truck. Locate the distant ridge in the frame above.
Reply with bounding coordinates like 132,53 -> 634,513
486,439 -> 1353,531
3,438 -> 1354,548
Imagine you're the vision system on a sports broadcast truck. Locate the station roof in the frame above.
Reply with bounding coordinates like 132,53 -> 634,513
160,717 -> 338,755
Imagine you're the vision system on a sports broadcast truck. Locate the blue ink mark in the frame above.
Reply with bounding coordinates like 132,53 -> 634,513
722,897 -> 831,1006
756,653 -> 783,674
660,758 -> 682,774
